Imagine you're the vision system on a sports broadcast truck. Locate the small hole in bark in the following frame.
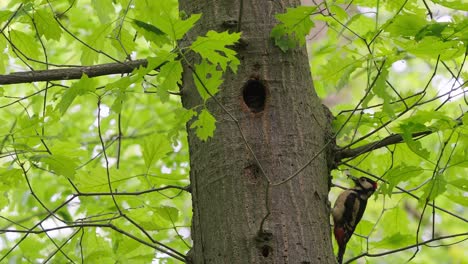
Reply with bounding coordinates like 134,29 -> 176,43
242,79 -> 266,113
243,164 -> 260,184
261,245 -> 271,257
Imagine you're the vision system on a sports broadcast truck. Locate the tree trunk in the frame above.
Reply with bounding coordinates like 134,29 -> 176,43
179,0 -> 335,263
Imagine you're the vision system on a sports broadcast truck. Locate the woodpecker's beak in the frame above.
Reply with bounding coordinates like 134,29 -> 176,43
349,175 -> 359,183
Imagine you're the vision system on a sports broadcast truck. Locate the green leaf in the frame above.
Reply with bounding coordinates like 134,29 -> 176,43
329,4 -> 348,21
56,74 -> 96,115
380,206 -> 411,235
0,10 -> 13,24
169,107 -> 197,139
91,0 -> 114,24
133,19 -> 165,36
383,165 -> 424,196
57,208 -> 73,222
397,36 -> 466,59
446,194 -> 468,206
112,235 -> 154,263
34,9 -> 61,41
110,90 -> 127,114
110,27 -> 136,56
0,168 -> 23,189
315,52 -> 362,92
105,76 -> 133,92
19,236 -> 44,260
134,0 -> 200,41
193,59 -> 224,101
0,194 -> 8,212
415,22 -> 450,41
462,111 -> 468,126
159,205 -> 179,222
155,60 -> 183,102
9,30 -> 40,59
400,123 -> 431,159
354,219 -> 374,235
397,110 -> 456,132
125,208 -> 160,230
0,37 -> 6,73
31,154 -> 78,179
83,230 -> 114,262
448,179 -> 468,191
372,233 -> 414,249
270,6 -> 316,52
142,134 -> 172,169
170,13 -> 201,40
347,13 -> 376,38
333,112 -> 376,137
80,25 -> 110,65
385,13 -> 427,38
126,206 -> 178,230
191,30 -> 241,72
373,68 -> 395,117
421,175 -> 447,202
431,0 -> 468,11
105,76 -> 134,113
396,111 -> 455,159
190,108 -> 216,141
132,19 -> 170,45
75,167 -> 110,193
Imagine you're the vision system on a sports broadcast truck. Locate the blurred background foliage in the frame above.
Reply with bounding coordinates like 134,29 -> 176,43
0,0 -> 466,263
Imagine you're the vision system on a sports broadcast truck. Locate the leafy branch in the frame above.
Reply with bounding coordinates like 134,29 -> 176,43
335,130 -> 433,163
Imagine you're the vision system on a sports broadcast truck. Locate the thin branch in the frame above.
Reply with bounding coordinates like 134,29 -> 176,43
40,223 -> 78,263
0,223 -> 187,262
46,0 -> 121,63
340,56 -> 440,150
0,3 -> 23,34
336,130 -> 432,162
0,59 -> 149,85
122,214 -> 187,259
76,185 -> 190,196
97,98 -> 121,214
0,195 -> 77,262
409,129 -> 455,261
345,232 -> 468,264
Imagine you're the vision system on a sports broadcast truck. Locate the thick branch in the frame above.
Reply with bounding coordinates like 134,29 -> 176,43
336,114 -> 465,163
0,59 -> 148,85
336,130 -> 432,162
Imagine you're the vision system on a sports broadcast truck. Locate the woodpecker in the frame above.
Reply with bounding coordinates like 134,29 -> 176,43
332,176 -> 377,264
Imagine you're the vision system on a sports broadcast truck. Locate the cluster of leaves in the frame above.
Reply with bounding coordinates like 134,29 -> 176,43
0,0 -> 240,262
273,0 -> 467,263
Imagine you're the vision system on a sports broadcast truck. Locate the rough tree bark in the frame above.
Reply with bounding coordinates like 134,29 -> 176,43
179,0 -> 336,263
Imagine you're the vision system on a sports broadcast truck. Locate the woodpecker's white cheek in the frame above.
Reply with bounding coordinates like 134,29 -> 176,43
360,179 -> 376,191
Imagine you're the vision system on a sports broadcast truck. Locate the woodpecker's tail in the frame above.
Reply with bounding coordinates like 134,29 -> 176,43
337,245 -> 345,264
334,226 -> 346,264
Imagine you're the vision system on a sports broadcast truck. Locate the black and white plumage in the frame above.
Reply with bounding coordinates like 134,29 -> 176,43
332,176 -> 377,264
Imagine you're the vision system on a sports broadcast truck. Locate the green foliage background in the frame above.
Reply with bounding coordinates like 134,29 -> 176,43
0,0 -> 241,262
272,0 -> 468,263
0,0 -> 467,263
